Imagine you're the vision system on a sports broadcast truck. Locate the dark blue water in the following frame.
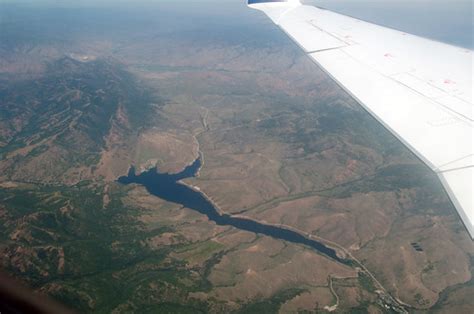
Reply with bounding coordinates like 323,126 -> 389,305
118,158 -> 346,264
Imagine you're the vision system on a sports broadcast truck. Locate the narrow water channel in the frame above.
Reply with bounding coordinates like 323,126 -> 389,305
118,158 -> 347,264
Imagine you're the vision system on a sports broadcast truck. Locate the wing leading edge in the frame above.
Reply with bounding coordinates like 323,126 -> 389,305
249,0 -> 473,238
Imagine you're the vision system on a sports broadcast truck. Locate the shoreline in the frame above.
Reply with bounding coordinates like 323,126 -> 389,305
178,153 -> 408,312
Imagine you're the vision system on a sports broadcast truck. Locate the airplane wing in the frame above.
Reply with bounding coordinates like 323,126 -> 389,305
248,0 -> 473,238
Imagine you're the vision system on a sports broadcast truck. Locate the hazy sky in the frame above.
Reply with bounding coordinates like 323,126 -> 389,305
1,0 -> 472,48
309,0 -> 473,48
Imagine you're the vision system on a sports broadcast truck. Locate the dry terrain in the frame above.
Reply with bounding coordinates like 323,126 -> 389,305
0,1 -> 471,313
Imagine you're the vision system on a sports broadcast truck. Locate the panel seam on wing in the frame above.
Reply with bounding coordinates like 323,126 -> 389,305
436,165 -> 474,174
434,154 -> 474,173
306,46 -> 347,54
307,20 -> 354,46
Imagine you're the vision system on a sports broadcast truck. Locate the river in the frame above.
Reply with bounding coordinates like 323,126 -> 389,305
118,157 -> 348,264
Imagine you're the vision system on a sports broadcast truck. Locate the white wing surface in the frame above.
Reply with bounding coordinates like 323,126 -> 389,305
248,0 -> 473,238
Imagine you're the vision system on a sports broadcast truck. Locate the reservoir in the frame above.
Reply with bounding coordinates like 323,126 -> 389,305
118,158 -> 347,264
